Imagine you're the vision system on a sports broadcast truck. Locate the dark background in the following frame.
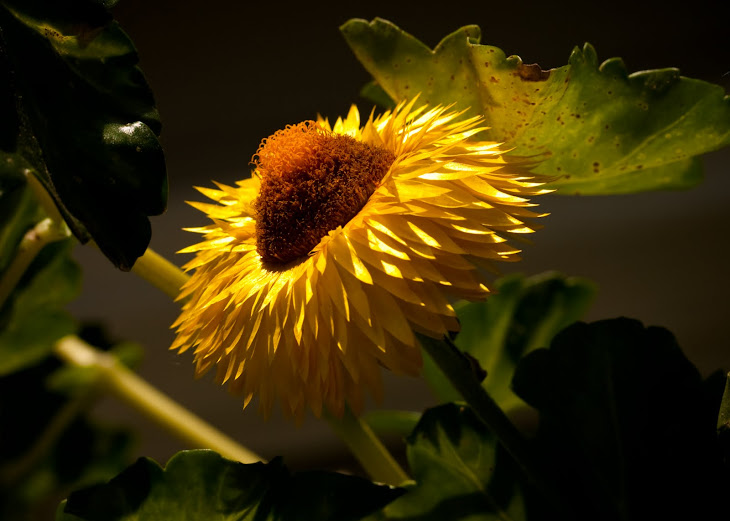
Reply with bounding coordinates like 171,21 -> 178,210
67,0 -> 730,468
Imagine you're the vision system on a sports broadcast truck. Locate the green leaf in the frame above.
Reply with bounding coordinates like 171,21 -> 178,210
0,239 -> 80,375
60,450 -> 402,521
423,273 -> 595,410
0,0 -> 167,270
374,404 -> 524,521
0,353 -> 134,520
511,318 -> 727,520
360,81 -> 396,111
341,18 -> 730,195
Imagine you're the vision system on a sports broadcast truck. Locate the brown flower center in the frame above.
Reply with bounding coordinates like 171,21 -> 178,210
253,121 -> 395,264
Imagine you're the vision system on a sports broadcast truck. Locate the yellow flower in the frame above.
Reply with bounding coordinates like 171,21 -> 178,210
171,99 -> 548,420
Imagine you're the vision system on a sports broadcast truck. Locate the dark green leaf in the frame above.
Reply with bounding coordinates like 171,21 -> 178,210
511,318 -> 727,520
423,273 -> 595,411
0,239 -> 80,375
61,450 -> 402,521
373,404 -> 524,521
0,0 -> 167,270
342,18 -> 730,195
0,353 -> 133,521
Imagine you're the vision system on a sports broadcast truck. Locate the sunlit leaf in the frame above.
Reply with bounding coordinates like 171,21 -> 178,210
0,0 -> 167,270
342,18 -> 730,195
59,450 -> 402,521
423,273 -> 595,411
511,318 -> 728,519
372,404 -> 525,521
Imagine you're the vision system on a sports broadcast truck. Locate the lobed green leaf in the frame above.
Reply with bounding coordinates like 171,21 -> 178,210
59,450 -> 402,521
371,404 -> 525,521
342,18 -> 730,195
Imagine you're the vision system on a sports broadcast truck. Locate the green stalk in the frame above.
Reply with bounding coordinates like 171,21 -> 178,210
54,335 -> 262,464
326,407 -> 410,486
0,217 -> 70,309
130,247 -> 190,300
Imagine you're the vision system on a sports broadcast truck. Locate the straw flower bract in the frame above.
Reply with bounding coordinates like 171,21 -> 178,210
171,99 -> 548,420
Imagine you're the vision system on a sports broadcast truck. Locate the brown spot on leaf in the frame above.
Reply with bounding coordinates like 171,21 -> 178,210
490,76 -> 499,83
515,63 -> 551,81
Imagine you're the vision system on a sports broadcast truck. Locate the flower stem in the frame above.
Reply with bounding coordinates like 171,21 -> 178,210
419,334 -> 569,517
54,335 -> 262,464
0,217 -> 70,309
130,248 -> 190,300
326,407 -> 409,486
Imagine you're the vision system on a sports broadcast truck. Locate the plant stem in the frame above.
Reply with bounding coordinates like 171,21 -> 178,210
0,217 -> 70,309
326,407 -> 410,487
54,335 -> 262,464
419,334 -> 568,516
130,247 -> 190,300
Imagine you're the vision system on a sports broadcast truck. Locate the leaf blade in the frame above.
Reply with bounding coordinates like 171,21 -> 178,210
342,18 -> 730,195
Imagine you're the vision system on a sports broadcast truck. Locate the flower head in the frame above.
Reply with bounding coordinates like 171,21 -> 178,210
171,99 -> 548,420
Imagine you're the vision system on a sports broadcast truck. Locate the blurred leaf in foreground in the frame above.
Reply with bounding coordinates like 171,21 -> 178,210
423,272 -> 596,411
0,0 -> 167,270
342,18 -> 730,195
0,165 -> 43,272
59,450 -> 402,521
0,325 -> 137,521
512,318 -> 727,520
0,239 -> 80,375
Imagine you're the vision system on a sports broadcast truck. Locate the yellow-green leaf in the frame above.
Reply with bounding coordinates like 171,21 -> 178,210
342,18 -> 730,195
